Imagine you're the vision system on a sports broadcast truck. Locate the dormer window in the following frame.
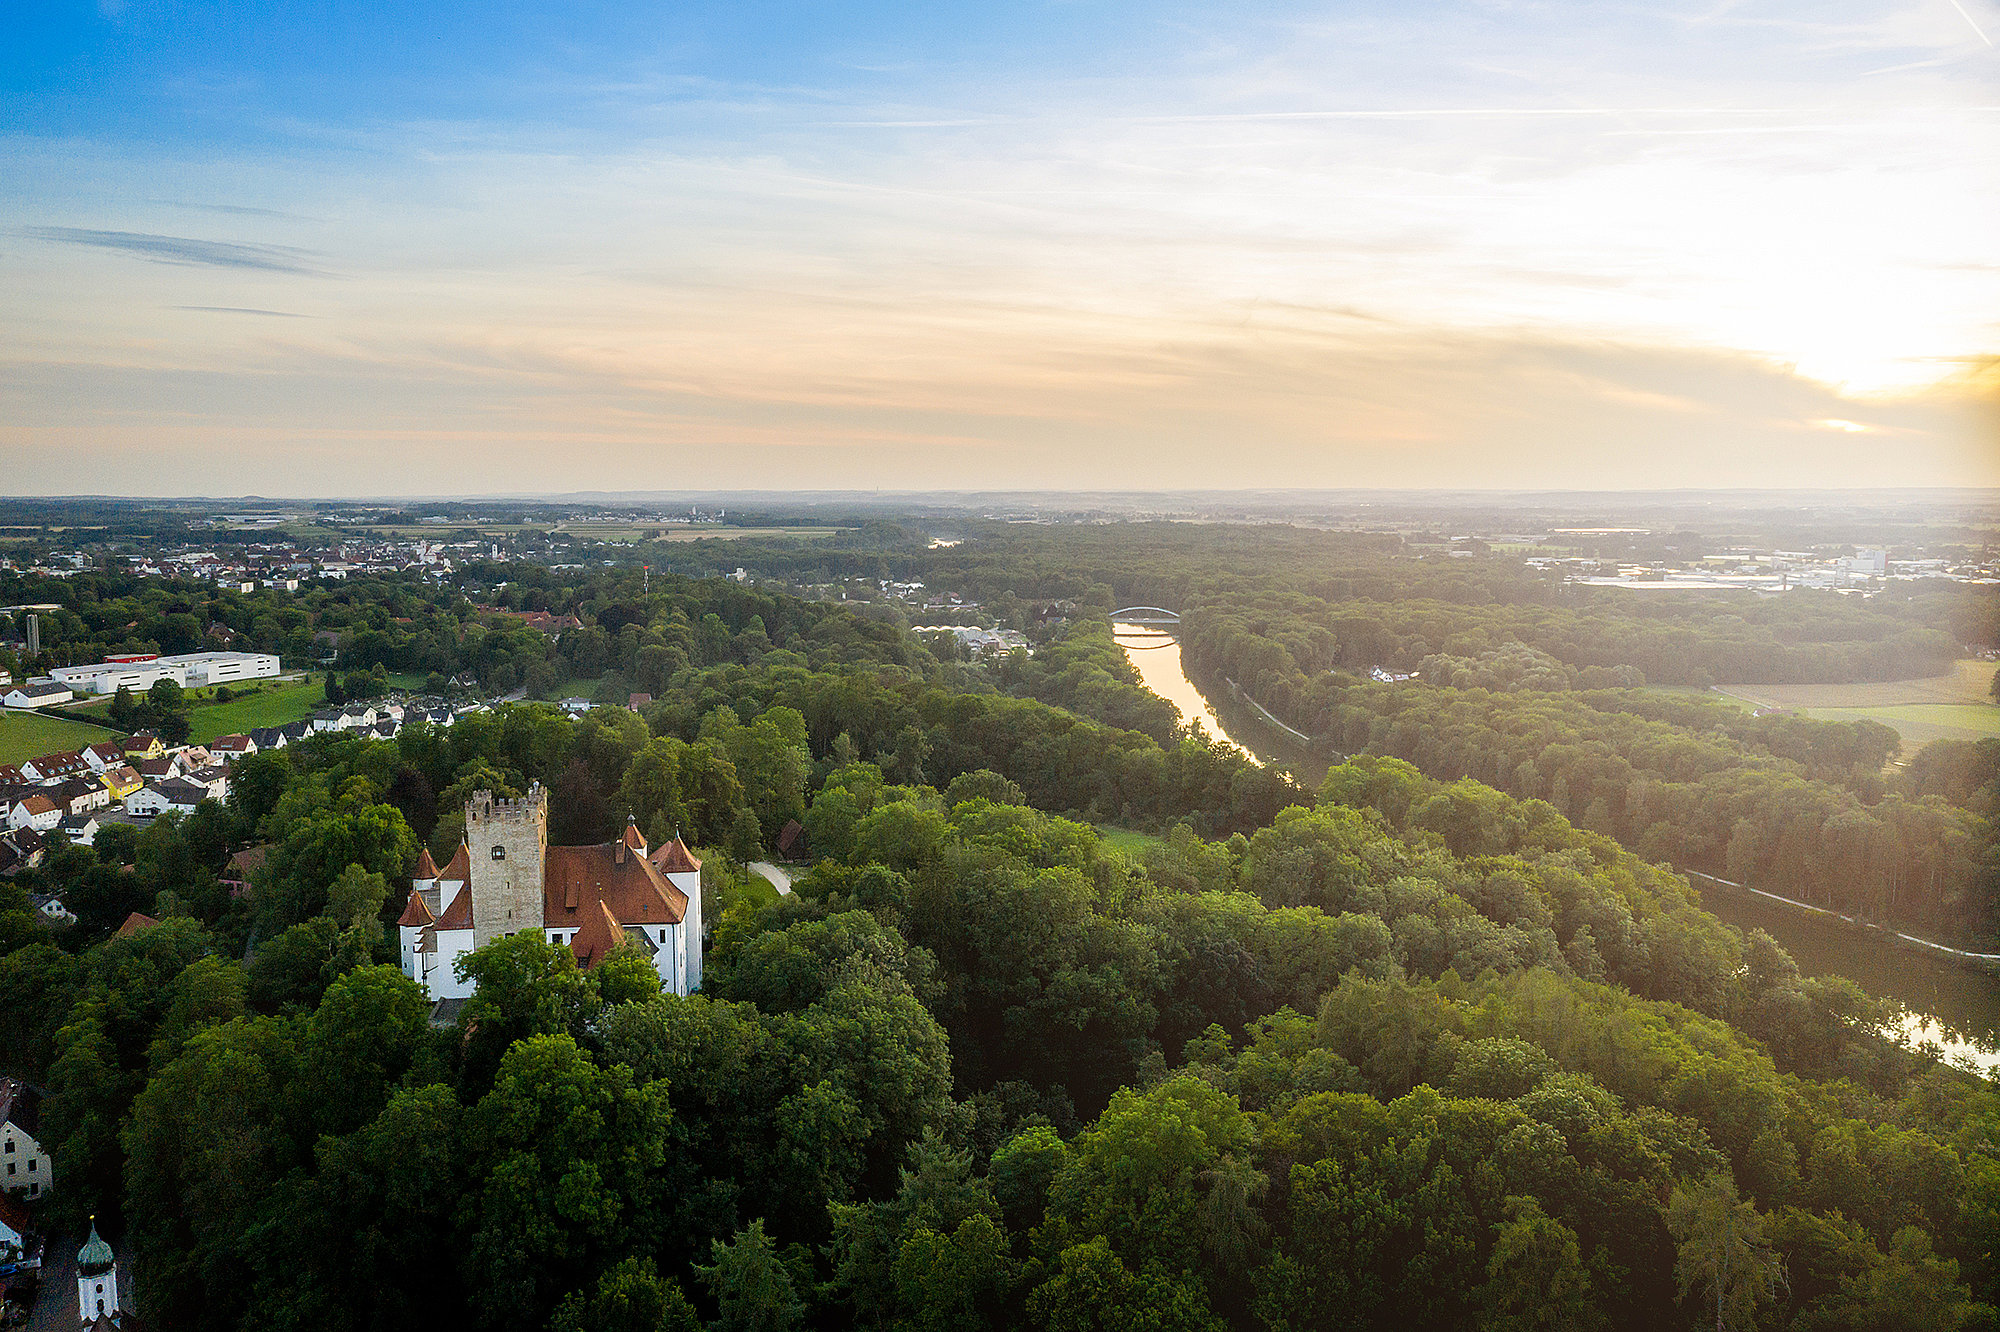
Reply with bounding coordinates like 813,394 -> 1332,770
491,845 -> 506,860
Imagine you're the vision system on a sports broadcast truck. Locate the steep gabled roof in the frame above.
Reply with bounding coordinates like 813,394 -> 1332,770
116,911 -> 159,937
620,819 -> 647,854
649,835 -> 701,876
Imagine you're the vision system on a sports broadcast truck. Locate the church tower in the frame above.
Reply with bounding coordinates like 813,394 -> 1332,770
465,784 -> 547,949
76,1216 -> 120,1322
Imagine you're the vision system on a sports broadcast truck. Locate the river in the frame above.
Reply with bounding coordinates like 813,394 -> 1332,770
1113,621 -> 2000,1077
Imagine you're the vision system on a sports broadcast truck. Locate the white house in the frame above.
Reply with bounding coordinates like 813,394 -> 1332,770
0,1078 -> 51,1201
399,787 -> 704,1006
81,741 -> 125,773
20,750 -> 88,783
7,796 -> 60,835
1,680 -> 72,710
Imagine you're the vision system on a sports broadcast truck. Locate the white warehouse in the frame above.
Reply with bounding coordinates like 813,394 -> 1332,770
50,651 -> 282,695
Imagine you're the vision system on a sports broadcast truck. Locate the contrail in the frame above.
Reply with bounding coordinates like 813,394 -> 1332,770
1945,0 -> 1994,46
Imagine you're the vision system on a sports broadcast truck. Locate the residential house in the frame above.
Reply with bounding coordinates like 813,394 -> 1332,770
560,697 -> 592,714
127,778 -> 212,816
28,894 -> 75,925
57,813 -> 98,847
0,766 -> 24,787
0,1078 -> 51,1201
120,732 -> 164,760
0,830 -> 45,876
20,750 -> 88,783
97,765 -> 143,802
206,734 -> 257,763
115,912 -> 159,938
246,726 -> 288,751
81,741 -> 125,773
628,692 -> 653,711
1,680 -> 72,710
177,745 -> 214,770
222,846 -> 269,897
50,776 -> 109,816
7,796 -> 59,835
186,764 -> 231,801
134,757 -> 178,783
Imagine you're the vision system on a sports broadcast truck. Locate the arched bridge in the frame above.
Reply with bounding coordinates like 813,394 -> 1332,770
1109,606 -> 1181,626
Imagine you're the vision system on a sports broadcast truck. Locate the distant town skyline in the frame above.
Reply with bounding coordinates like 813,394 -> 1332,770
3,0 -> 1996,494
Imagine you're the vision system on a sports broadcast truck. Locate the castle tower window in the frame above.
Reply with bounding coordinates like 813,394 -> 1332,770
492,845 -> 506,859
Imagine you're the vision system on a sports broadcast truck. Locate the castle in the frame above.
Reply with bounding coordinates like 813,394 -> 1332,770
397,784 -> 704,1001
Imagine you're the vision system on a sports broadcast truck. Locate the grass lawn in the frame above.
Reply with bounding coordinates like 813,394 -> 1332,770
1095,825 -> 1165,857
0,710 -> 118,766
185,679 -> 327,743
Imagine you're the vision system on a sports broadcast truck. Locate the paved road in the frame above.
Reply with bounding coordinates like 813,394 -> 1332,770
24,1235 -> 73,1331
748,861 -> 792,896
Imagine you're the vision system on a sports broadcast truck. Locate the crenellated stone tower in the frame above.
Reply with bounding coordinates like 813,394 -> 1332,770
466,784 -> 547,949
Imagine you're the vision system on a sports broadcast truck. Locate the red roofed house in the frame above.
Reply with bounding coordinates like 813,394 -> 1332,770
398,785 -> 703,1002
8,795 -> 60,835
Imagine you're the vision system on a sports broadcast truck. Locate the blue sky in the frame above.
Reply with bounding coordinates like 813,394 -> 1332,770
2,0 -> 1995,494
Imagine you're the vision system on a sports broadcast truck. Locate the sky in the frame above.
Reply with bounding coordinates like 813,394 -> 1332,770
1,0 -> 1996,496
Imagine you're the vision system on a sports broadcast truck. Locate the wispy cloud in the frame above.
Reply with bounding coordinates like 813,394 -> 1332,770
20,227 -> 326,275
172,305 -> 308,317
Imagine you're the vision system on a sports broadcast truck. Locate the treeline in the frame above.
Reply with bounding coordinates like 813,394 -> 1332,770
650,521 -> 1989,685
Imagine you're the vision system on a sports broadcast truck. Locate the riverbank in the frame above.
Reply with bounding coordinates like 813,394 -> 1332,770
1685,870 -> 2000,975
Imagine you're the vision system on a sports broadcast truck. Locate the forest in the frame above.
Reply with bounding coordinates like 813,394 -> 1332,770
0,542 -> 1994,1331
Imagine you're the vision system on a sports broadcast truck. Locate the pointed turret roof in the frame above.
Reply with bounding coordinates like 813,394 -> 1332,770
438,842 -> 471,884
78,1216 -> 115,1276
396,890 -> 435,928
650,835 -> 701,875
413,846 -> 439,880
621,818 -> 647,854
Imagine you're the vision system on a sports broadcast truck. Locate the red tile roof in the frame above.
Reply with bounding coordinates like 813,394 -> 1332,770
544,841 -> 686,932
435,881 -> 474,931
413,846 -> 439,880
396,889 -> 436,927
566,899 -> 627,968
116,911 -> 160,938
621,820 -> 647,853
649,836 -> 701,875
437,842 -> 471,884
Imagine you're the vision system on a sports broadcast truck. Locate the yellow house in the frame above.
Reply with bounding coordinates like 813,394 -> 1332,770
99,765 -> 143,800
119,732 -> 164,761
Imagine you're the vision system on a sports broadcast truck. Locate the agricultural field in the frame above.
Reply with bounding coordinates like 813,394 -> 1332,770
1715,659 -> 2000,752
0,709 -> 115,766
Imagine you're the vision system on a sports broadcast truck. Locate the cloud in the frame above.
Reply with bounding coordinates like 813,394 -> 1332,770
171,305 -> 308,317
19,227 -> 326,275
